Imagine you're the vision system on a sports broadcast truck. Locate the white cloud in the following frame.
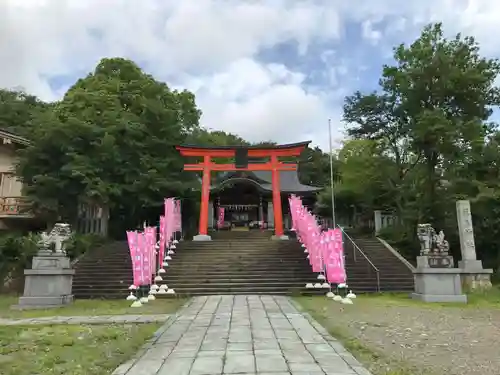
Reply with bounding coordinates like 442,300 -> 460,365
1,0 -> 500,151
188,59 -> 331,142
361,20 -> 382,46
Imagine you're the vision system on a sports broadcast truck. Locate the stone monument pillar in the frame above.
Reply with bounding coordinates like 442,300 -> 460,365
15,223 -> 75,309
455,200 -> 493,290
411,224 -> 467,303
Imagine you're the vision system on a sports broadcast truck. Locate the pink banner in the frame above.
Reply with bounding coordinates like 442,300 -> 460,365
144,226 -> 157,276
175,200 -> 182,232
159,215 -> 165,264
217,207 -> 225,228
288,193 -> 347,284
325,228 -> 346,284
151,226 -> 157,273
137,232 -> 152,285
164,198 -> 176,244
127,231 -> 144,286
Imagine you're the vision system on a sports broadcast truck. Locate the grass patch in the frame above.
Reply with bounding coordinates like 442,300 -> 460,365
295,296 -> 436,375
0,295 -> 187,319
0,323 -> 160,375
349,286 -> 500,309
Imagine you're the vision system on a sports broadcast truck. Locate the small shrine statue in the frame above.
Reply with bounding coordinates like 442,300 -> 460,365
37,232 -> 51,250
417,223 -> 450,256
417,224 -> 433,255
433,230 -> 450,256
38,223 -> 72,254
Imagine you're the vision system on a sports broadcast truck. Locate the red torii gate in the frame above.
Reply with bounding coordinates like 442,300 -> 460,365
175,141 -> 310,240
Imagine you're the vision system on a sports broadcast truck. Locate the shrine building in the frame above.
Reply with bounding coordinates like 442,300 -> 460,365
175,141 -> 321,240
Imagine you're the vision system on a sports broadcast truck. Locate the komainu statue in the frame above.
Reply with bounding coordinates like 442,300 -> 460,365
417,223 -> 449,256
38,223 -> 72,254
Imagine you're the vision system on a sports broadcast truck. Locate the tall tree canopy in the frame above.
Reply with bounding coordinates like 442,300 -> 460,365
343,23 -> 500,222
16,58 -> 202,228
0,89 -> 51,137
335,23 -> 500,267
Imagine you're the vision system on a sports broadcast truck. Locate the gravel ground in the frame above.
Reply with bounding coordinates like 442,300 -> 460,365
296,296 -> 500,375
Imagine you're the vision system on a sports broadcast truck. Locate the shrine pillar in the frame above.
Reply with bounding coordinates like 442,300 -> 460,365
258,196 -> 264,224
194,155 -> 212,241
271,155 -> 287,240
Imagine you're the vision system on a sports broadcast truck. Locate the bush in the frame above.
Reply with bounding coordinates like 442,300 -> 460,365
0,232 -> 107,271
0,232 -> 40,271
64,233 -> 108,260
0,232 -> 40,291
0,231 -> 107,293
377,225 -> 418,260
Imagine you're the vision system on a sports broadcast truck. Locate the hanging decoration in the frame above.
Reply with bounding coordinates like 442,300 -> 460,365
289,194 -> 354,304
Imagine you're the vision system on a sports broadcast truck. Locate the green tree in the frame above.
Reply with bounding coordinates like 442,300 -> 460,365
0,89 -> 51,137
16,58 -> 202,233
297,146 -> 332,187
317,140 -> 393,224
344,22 -> 500,226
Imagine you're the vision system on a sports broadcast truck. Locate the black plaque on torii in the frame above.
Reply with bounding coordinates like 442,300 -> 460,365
235,148 -> 248,169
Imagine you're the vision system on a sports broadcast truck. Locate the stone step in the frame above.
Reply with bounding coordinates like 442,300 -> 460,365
73,268 -> 409,277
73,235 -> 415,299
73,279 -> 413,291
73,276 -> 382,285
73,276 -> 413,288
73,265 -> 408,276
74,257 -> 400,265
74,284 -> 412,298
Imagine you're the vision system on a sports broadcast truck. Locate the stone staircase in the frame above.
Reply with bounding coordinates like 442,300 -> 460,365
72,230 -> 414,299
345,236 -> 414,292
73,241 -> 133,299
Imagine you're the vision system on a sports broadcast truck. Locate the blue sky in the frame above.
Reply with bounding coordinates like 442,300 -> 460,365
2,0 -> 500,150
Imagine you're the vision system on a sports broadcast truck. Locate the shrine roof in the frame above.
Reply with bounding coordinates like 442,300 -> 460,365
176,141 -> 311,151
211,170 -> 321,194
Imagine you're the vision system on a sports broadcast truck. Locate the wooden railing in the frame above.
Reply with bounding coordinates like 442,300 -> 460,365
0,197 -> 31,215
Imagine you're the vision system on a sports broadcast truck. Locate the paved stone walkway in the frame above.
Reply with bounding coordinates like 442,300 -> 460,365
0,314 -> 170,325
114,295 -> 372,375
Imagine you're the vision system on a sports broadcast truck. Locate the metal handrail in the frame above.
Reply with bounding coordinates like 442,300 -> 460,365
337,225 -> 381,292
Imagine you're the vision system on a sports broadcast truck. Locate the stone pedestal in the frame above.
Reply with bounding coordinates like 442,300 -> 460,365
458,259 -> 493,291
411,265 -> 467,303
15,253 -> 75,309
416,255 -> 454,268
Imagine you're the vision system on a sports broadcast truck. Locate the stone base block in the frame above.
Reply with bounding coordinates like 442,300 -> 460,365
458,259 -> 484,270
15,295 -> 74,309
413,268 -> 467,303
23,269 -> 75,297
271,235 -> 289,240
193,234 -> 212,241
461,272 -> 493,291
417,255 -> 454,268
411,292 -> 467,303
32,254 -> 71,269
